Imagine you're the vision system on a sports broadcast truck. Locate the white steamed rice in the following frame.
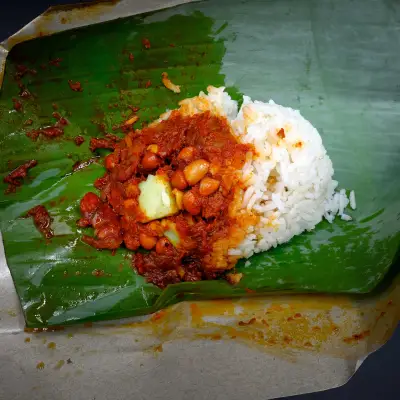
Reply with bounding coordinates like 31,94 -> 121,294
192,87 -> 355,259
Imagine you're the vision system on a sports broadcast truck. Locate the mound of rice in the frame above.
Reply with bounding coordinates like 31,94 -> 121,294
186,86 -> 355,259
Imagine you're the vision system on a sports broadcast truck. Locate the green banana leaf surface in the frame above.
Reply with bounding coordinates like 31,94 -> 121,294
0,0 -> 399,327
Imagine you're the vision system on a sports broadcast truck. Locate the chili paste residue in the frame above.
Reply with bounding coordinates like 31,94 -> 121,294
89,135 -> 120,152
3,160 -> 37,194
68,80 -> 83,92
74,135 -> 85,146
27,205 -> 54,239
78,111 -> 254,288
26,114 -> 68,141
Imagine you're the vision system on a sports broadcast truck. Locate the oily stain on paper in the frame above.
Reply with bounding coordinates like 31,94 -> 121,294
112,291 -> 398,359
20,284 -> 398,373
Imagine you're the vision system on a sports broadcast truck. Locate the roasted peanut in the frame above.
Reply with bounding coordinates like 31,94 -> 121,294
183,159 -> 210,185
183,190 -> 202,215
199,177 -> 220,196
141,151 -> 161,170
155,237 -> 173,254
139,233 -> 157,250
177,146 -> 195,162
172,189 -> 184,210
171,170 -> 188,190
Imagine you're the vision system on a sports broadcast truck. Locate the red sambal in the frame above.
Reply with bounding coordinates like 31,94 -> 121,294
78,111 -> 254,288
3,160 -> 37,194
26,114 -> 68,141
27,205 -> 54,239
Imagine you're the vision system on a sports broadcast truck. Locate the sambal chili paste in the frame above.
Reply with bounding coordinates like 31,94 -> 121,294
27,205 -> 54,239
3,160 -> 37,194
78,110 -> 254,288
26,114 -> 68,141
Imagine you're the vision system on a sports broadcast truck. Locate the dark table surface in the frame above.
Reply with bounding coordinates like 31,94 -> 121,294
1,1 -> 399,399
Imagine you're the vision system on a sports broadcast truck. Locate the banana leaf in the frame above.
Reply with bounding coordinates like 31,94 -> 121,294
0,0 -> 399,327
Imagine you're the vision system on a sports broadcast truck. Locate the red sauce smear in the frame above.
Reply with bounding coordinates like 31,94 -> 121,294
14,64 -> 37,80
4,160 -> 37,194
343,330 -> 371,344
27,205 -> 54,239
89,134 -> 120,152
78,111 -> 252,288
77,192 -> 122,249
26,115 -> 68,141
128,106 -> 140,113
19,85 -> 32,99
49,58 -> 62,67
74,135 -> 85,146
142,38 -> 151,49
12,99 -> 23,112
68,80 -> 83,92
238,318 -> 257,326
